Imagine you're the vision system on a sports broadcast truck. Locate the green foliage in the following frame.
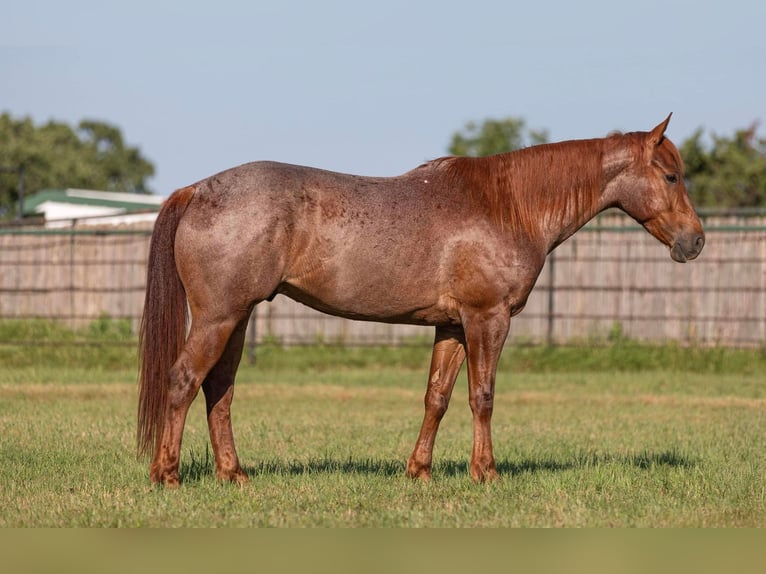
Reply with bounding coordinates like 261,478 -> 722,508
679,123 -> 766,208
0,318 -> 137,370
447,115 -> 766,209
0,113 -> 155,216
507,340 -> 766,376
86,313 -> 133,341
448,116 -> 549,157
2,318 -> 765,376
0,318 -> 77,342
252,342 -> 766,377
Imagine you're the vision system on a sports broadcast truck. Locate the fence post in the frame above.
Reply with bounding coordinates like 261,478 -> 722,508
69,223 -> 76,326
247,310 -> 257,365
546,250 -> 556,346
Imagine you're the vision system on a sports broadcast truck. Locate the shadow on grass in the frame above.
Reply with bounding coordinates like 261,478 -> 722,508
179,446 -> 697,484
434,449 -> 696,478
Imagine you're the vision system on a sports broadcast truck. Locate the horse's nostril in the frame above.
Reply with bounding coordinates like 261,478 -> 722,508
695,235 -> 705,251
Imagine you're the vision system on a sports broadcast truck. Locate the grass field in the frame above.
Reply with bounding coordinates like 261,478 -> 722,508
0,335 -> 764,527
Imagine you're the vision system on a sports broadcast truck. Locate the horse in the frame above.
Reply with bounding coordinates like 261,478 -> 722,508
138,114 -> 704,487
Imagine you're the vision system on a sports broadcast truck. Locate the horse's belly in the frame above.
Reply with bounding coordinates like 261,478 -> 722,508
278,279 -> 458,327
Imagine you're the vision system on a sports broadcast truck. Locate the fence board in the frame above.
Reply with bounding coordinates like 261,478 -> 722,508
0,215 -> 764,347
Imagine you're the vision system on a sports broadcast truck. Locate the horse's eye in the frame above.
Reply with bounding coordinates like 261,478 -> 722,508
665,174 -> 679,184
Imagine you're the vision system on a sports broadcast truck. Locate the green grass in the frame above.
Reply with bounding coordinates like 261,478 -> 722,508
1,319 -> 764,526
1,344 -> 763,526
2,317 -> 766,374
0,318 -> 137,370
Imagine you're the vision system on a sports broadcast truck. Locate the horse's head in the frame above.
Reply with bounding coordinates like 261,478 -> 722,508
606,114 -> 705,262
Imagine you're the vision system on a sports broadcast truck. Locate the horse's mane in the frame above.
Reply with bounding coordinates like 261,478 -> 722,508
433,136 -> 625,238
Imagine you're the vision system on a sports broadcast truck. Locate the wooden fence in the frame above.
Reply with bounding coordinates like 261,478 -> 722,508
1,213 -> 764,348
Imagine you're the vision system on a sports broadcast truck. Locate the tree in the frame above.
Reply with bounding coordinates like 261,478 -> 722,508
448,116 -> 549,157
0,113 -> 155,217
447,116 -> 766,209
680,123 -> 766,208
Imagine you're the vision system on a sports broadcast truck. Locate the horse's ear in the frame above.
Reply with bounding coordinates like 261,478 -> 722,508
647,113 -> 672,147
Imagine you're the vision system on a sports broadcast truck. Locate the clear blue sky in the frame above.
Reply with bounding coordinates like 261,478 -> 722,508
2,0 -> 763,196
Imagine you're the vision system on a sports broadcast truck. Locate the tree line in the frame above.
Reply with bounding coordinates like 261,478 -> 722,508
448,117 -> 766,211
1,113 -> 764,219
0,113 -> 154,218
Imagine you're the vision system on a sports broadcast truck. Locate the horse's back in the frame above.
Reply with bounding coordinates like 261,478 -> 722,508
192,160 -> 406,200
182,159 -> 456,233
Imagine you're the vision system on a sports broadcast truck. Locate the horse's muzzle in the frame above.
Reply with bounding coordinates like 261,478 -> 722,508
670,233 -> 705,263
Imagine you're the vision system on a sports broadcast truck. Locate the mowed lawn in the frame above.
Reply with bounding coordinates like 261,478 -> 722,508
0,345 -> 764,527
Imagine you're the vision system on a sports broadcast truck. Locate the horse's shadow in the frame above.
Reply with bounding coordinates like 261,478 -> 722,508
179,447 -> 696,484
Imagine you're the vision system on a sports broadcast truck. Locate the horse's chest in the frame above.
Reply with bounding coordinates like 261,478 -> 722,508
440,236 -> 544,313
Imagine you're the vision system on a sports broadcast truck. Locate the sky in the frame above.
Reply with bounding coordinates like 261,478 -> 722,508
2,0 -> 764,196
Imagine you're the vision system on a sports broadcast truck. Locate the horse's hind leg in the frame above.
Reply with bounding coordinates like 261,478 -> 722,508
150,316 -> 242,487
406,326 -> 466,480
201,314 -> 251,484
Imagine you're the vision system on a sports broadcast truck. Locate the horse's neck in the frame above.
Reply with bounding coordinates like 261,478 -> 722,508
540,197 -> 603,253
540,136 -> 641,253
602,136 -> 638,180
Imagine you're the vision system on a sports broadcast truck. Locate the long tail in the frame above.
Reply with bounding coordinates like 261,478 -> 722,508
137,185 -> 196,458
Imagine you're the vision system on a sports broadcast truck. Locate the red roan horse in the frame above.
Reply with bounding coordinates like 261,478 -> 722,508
138,114 -> 704,486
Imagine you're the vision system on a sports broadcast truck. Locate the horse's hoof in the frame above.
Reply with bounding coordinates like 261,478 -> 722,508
218,468 -> 249,485
150,465 -> 180,488
405,461 -> 432,481
471,467 -> 500,483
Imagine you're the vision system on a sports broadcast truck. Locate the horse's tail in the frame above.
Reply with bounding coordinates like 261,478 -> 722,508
137,185 -> 196,458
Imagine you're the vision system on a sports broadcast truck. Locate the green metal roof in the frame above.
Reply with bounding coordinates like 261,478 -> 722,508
23,188 -> 163,216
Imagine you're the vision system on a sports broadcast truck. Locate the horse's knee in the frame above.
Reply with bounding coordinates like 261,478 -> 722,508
424,390 -> 450,418
469,387 -> 494,416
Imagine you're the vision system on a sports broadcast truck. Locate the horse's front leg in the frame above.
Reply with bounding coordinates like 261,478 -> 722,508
406,326 -> 466,480
462,306 -> 511,483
